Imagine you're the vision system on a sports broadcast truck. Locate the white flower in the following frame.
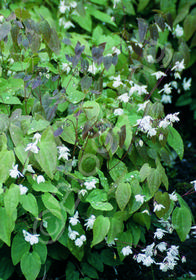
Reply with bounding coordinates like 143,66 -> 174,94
158,262 -> 169,272
72,157 -> 78,167
165,112 -> 180,123
171,59 -> 185,72
118,93 -> 129,103
161,94 -> 172,104
174,72 -> 182,80
62,21 -> 75,29
79,189 -> 87,196
151,71 -> 166,80
147,128 -> 157,137
10,164 -> 24,179
84,178 -> 98,190
141,209 -> 150,215
137,101 -> 149,112
169,191 -> 178,202
121,246 -> 133,256
138,139 -> 143,147
159,83 -> 172,94
75,237 -> 83,247
68,226 -> 79,240
70,1 -> 77,8
129,84 -> 148,96
59,0 -> 69,13
0,15 -> 4,23
154,228 -> 167,239
190,180 -> 196,191
173,24 -> 184,38
112,46 -> 121,55
156,242 -> 167,252
25,142 -> 39,154
62,62 -> 71,74
37,175 -> 45,184
153,202 -> 165,212
146,55 -> 155,63
143,256 -> 154,267
23,230 -> 39,245
171,81 -> 178,89
181,256 -> 186,263
113,75 -> 123,88
88,63 -> 98,75
19,184 -> 28,195
57,146 -> 70,161
183,77 -> 192,91
159,133 -> 164,141
114,108 -> 124,116
142,242 -> 155,257
84,215 -> 96,230
33,132 -> 41,144
26,164 -> 35,173
69,211 -> 80,226
135,194 -> 145,204
80,235 -> 86,242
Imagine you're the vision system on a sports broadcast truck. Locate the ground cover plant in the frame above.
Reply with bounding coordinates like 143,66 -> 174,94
0,0 -> 196,279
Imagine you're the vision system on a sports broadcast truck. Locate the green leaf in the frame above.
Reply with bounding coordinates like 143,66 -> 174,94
132,212 -> 151,230
0,208 -> 15,246
32,181 -> 60,193
184,13 -> 196,41
116,231 -> 132,260
137,0 -> 150,12
44,212 -> 66,241
90,201 -> 113,211
88,6 -> 116,26
0,22 -> 11,41
115,182 -> 131,211
107,216 -> 124,244
154,191 -> 170,218
66,262 -> 80,280
27,119 -> 49,135
20,251 -> 41,280
11,234 -> 30,265
87,252 -> 104,272
35,127 -> 57,179
91,216 -> 110,247
109,158 -> 128,181
0,255 -> 14,280
86,189 -> 107,204
83,101 -> 100,121
97,170 -> 109,192
172,206 -> 192,241
4,184 -> 20,218
147,168 -> 162,195
33,242 -> 47,264
42,193 -> 62,220
167,126 -> 184,160
81,262 -> 99,279
139,163 -> 151,182
72,11 -> 92,32
20,193 -> 38,218
60,116 -> 76,145
0,150 -> 15,184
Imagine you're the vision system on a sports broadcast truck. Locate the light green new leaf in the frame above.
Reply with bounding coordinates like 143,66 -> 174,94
0,150 -> 15,184
42,193 -> 62,220
11,234 -> 30,265
4,184 -> 20,218
35,127 -> 57,179
107,216 -> 124,244
90,201 -> 113,211
32,181 -> 60,194
115,182 -> 131,211
21,251 -> 41,280
167,126 -> 184,160
139,163 -> 151,182
45,212 -> 66,241
172,206 -> 192,242
20,193 -> 38,218
91,216 -> 110,247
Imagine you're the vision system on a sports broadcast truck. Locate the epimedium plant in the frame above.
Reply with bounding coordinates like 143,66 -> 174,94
0,1 -> 196,280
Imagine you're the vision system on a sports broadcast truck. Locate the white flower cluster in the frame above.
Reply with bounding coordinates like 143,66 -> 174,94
57,145 -> 71,161
137,116 -> 157,137
9,164 -> 24,179
84,178 -> 99,191
159,112 -> 180,129
23,230 -> 39,245
59,0 -> 77,13
68,226 -> 86,247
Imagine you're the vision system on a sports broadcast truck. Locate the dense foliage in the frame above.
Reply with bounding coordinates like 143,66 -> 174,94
0,0 -> 196,279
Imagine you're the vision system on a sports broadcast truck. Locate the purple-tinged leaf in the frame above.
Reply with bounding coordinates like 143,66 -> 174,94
0,22 -> 11,41
137,18 -> 148,43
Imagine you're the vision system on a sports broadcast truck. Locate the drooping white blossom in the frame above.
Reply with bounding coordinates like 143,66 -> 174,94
173,24 -> 184,38
151,71 -> 166,80
153,202 -> 165,212
37,175 -> 45,184
118,93 -> 129,103
69,211 -> 80,226
68,226 -> 79,240
135,194 -> 145,204
19,184 -> 28,195
84,215 -> 96,230
182,77 -> 192,91
57,146 -> 71,161
171,59 -> 185,72
84,178 -> 98,190
10,164 -> 24,179
121,246 -> 133,256
114,108 -> 124,116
